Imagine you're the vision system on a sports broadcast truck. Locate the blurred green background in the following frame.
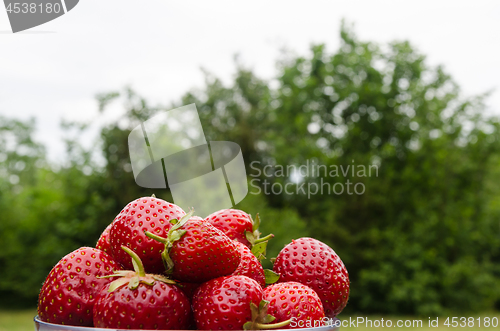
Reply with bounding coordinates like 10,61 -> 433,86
0,24 -> 499,321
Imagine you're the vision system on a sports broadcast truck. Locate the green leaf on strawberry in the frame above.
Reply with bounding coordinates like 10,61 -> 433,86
263,269 -> 280,285
99,246 -> 176,292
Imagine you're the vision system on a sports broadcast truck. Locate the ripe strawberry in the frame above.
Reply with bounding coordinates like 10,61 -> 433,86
37,247 -> 121,326
96,199 -> 136,254
272,237 -> 349,318
263,282 -> 325,329
146,213 -> 240,283
232,241 -> 266,287
109,196 -> 186,273
176,281 -> 201,301
205,209 -> 275,248
192,275 -> 290,330
93,246 -> 191,330
205,209 -> 254,247
96,224 -> 112,254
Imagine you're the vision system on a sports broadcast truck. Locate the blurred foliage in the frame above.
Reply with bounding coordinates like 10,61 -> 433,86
1,22 -> 499,315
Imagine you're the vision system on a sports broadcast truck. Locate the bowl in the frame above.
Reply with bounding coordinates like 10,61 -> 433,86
34,316 -> 341,331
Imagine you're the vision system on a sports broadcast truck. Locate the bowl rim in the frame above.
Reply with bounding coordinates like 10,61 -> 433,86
34,315 -> 340,331
35,315 -> 112,331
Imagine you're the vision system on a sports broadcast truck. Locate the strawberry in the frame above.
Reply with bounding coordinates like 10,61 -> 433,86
109,196 -> 186,273
205,209 -> 254,247
263,282 -> 325,329
192,275 -> 290,330
96,201 -> 134,254
112,198 -> 137,222
37,247 -> 121,326
205,209 -> 274,248
146,212 -> 240,283
96,224 -> 112,254
177,281 -> 201,301
232,241 -> 266,287
272,237 -> 350,318
93,246 -> 191,330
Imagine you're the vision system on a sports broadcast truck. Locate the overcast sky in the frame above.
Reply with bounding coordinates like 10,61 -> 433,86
1,0 -> 499,162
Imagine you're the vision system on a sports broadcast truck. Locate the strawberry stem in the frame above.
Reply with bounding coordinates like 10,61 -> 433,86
253,233 -> 274,244
243,300 -> 291,330
146,210 -> 195,274
243,319 -> 292,330
121,246 -> 146,277
253,320 -> 291,329
145,231 -> 168,244
161,246 -> 175,272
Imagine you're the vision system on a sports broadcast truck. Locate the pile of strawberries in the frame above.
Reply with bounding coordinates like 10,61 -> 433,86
37,196 -> 350,330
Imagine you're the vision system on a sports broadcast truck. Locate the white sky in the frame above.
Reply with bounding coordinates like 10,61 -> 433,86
1,0 -> 499,162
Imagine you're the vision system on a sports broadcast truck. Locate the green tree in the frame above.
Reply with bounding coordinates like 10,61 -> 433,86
181,23 -> 500,315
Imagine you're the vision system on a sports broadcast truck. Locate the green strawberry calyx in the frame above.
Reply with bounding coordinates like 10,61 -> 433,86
98,245 -> 176,292
144,209 -> 195,274
243,299 -> 291,330
246,214 -> 275,262
245,213 -> 262,246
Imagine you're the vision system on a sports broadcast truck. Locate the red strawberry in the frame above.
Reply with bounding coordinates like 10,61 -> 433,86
37,247 -> 121,326
109,196 -> 186,273
205,209 -> 254,247
272,237 -> 349,318
96,224 -> 112,254
192,275 -> 290,330
177,281 -> 201,301
96,200 -> 136,254
93,246 -> 191,330
146,212 -> 240,283
232,241 -> 266,287
263,282 -> 325,329
205,209 -> 275,266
